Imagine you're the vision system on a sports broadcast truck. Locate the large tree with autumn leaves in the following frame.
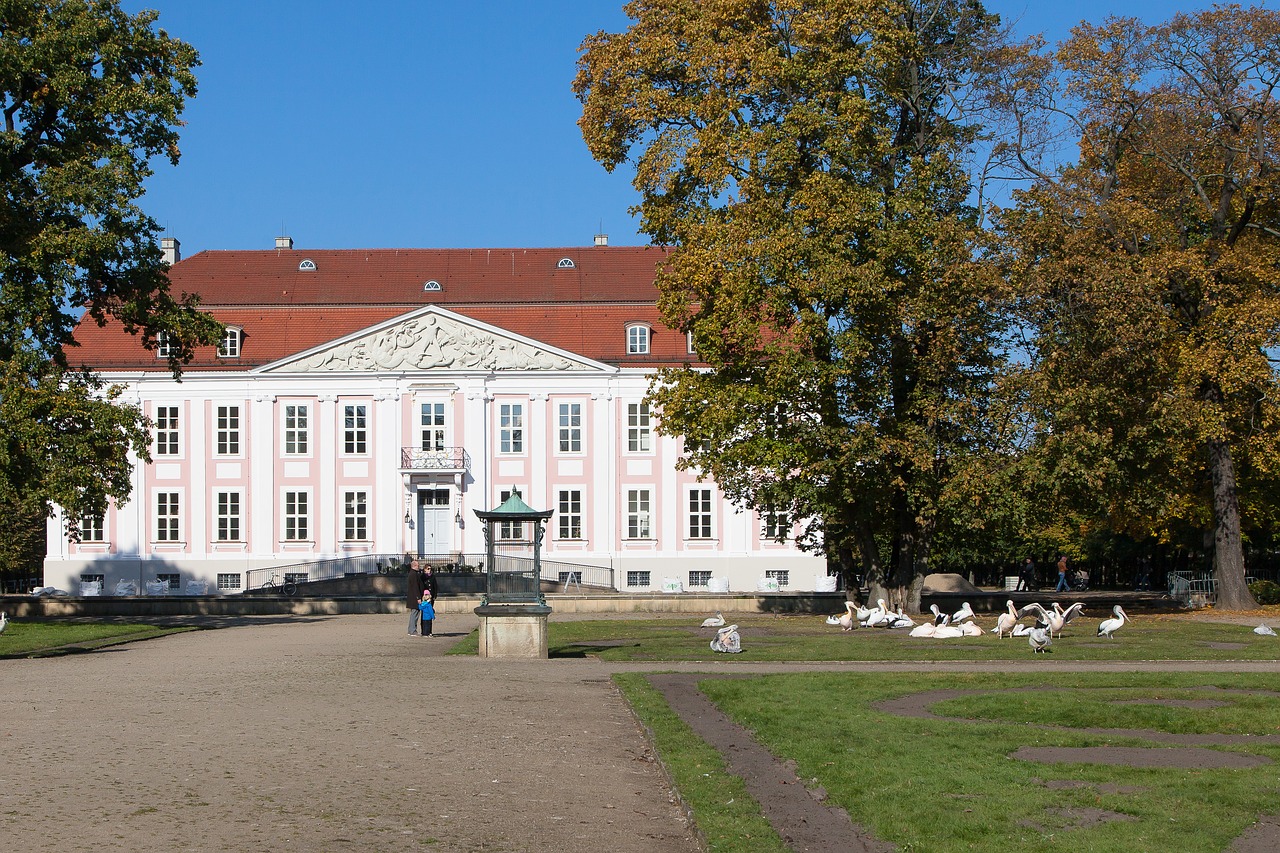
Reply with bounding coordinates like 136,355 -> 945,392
993,4 -> 1280,609
576,0 -> 1015,609
0,0 -> 221,558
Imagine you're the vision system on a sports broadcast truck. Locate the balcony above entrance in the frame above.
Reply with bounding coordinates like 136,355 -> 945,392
400,447 -> 471,474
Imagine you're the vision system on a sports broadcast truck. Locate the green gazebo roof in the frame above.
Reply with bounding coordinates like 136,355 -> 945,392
473,491 -> 553,521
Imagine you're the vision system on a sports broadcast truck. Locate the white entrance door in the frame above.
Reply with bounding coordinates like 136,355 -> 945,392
417,488 -> 451,557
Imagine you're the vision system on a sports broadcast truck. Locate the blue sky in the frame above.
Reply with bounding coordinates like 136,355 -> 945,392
132,1 -> 1203,257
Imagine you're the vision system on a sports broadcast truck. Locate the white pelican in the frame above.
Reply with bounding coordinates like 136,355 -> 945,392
825,614 -> 842,625
1097,605 -> 1128,638
0,611 -> 7,634
909,622 -> 937,638
959,620 -> 984,637
1028,621 -> 1053,653
1254,624 -> 1276,636
887,610 -> 915,629
932,624 -> 965,639
864,599 -> 892,628
1011,623 -> 1035,637
700,611 -> 726,629
710,624 -> 742,653
1052,602 -> 1085,636
929,604 -> 948,626
951,602 -> 975,624
992,599 -> 1019,638
855,603 -> 876,623
838,601 -> 857,631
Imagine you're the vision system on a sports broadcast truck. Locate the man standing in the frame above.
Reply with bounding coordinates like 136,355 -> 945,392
1016,557 -> 1036,591
405,558 -> 426,636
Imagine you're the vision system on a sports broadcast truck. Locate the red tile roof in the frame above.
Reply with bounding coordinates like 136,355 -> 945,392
70,246 -> 703,371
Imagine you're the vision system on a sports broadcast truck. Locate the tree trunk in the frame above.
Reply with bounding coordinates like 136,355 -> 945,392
1207,438 -> 1258,610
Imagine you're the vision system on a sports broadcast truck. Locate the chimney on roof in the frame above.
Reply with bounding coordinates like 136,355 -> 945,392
275,235 -> 294,250
593,233 -> 608,247
160,237 -> 180,266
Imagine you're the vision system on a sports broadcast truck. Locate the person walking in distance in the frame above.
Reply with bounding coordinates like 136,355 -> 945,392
405,558 -> 426,636
1016,557 -> 1036,591
1055,554 -> 1071,593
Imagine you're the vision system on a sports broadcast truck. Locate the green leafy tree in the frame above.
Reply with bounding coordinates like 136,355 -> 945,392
0,0 -> 220,537
576,0 -> 1013,609
994,4 -> 1280,609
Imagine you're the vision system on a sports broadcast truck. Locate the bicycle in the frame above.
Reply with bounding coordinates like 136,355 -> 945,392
262,573 -> 298,596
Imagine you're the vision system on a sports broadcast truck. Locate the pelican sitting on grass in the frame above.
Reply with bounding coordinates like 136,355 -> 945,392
700,611 -> 725,629
1097,605 -> 1128,638
908,622 -> 936,638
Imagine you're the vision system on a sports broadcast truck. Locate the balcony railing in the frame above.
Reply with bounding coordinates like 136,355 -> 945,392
401,446 -> 471,471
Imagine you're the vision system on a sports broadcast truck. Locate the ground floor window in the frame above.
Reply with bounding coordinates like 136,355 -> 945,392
765,569 -> 790,588
626,570 -> 651,588
687,570 -> 712,588
557,490 -> 582,539
156,572 -> 180,590
217,573 -> 242,591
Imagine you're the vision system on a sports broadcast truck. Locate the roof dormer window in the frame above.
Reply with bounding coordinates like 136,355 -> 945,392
298,259 -> 317,271
423,280 -> 442,291
218,327 -> 242,358
627,324 -> 650,355
154,331 -> 173,358
557,257 -> 576,269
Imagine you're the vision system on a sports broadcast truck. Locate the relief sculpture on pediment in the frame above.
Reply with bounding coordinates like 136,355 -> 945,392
296,313 -> 579,372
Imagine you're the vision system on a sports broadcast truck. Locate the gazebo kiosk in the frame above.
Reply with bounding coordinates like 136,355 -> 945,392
472,492 -> 554,658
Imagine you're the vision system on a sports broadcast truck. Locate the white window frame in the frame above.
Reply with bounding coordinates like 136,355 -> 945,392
626,570 -> 652,588
155,491 -> 181,542
626,324 -> 650,355
420,402 -> 447,451
216,573 -> 242,591
283,490 -> 310,541
557,489 -> 583,540
499,403 -> 524,454
215,405 -> 241,456
557,402 -> 583,454
626,488 -> 652,539
214,490 -> 242,542
155,331 -> 173,358
79,512 -> 105,543
283,403 -> 310,456
687,330 -> 697,355
688,488 -> 713,539
688,569 -> 712,588
154,405 -> 180,456
342,490 -> 369,541
763,507 -> 791,541
765,569 -> 791,589
342,403 -> 368,456
217,327 -> 242,358
627,403 -> 651,453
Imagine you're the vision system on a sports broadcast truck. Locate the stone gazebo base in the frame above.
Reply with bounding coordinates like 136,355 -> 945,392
474,603 -> 552,658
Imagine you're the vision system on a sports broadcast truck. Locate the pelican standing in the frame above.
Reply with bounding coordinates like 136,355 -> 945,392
838,601 -> 857,631
1052,602 -> 1085,636
992,599 -> 1019,638
700,611 -> 725,629
864,599 -> 892,628
0,611 -> 7,634
1097,605 -> 1128,638
951,602 -> 975,624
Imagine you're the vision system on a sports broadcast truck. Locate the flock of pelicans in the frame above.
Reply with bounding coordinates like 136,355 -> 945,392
827,599 -> 1129,653
700,600 -> 1132,654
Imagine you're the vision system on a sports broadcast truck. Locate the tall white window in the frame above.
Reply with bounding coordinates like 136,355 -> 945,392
558,489 -> 582,539
627,403 -> 651,453
284,491 -> 309,540
154,406 -> 179,456
558,402 -> 582,453
217,327 -> 241,358
627,324 -> 650,355
763,507 -> 791,540
626,489 -> 651,539
500,403 -> 524,454
420,402 -> 446,450
284,404 -> 309,455
155,331 -> 173,358
688,488 -> 712,539
343,491 -> 368,541
215,491 -> 241,541
156,492 -> 180,541
216,405 -> 240,456
80,513 -> 105,542
343,404 -> 368,454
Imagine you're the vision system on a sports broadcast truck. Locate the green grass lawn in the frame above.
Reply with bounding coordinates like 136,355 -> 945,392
532,611 -> 1280,661
0,620 -> 189,657
619,670 -> 1280,853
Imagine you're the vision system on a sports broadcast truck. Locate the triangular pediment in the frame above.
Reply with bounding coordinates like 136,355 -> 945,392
256,306 -> 613,374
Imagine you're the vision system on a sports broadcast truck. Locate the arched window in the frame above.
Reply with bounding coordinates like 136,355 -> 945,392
626,324 -> 650,355
218,327 -> 242,358
557,257 -> 576,269
298,259 -> 317,271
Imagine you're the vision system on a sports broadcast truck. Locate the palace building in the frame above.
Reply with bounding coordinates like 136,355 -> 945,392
43,237 -> 826,595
